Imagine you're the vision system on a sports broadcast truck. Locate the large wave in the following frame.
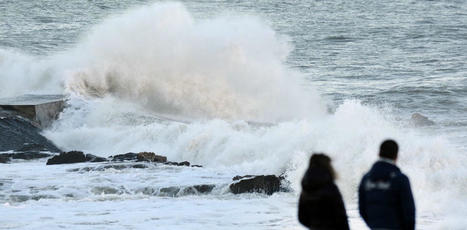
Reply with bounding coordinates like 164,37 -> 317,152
1,2 -> 466,228
0,2 -> 325,122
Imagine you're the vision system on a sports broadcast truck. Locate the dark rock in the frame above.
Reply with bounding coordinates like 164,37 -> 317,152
230,175 -> 282,195
0,115 -> 61,153
192,184 -> 215,194
153,154 -> 167,163
191,165 -> 203,168
0,155 -> 10,163
110,152 -> 138,161
165,161 -> 190,167
46,151 -> 87,165
85,154 -> 107,162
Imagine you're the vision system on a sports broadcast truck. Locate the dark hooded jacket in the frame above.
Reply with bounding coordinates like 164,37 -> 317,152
298,167 -> 350,230
358,160 -> 415,230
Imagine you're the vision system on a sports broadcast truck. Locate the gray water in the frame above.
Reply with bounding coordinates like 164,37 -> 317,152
2,0 -> 466,143
1,1 -> 467,229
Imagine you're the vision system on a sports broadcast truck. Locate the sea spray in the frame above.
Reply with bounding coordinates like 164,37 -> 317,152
1,2 -> 326,121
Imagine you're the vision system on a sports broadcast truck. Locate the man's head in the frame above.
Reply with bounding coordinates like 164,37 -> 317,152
379,139 -> 398,161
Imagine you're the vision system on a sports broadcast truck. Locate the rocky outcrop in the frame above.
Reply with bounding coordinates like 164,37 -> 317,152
0,115 -> 61,153
230,175 -> 283,195
46,151 -> 107,165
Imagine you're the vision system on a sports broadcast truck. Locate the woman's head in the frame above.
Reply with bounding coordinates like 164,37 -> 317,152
308,153 -> 336,180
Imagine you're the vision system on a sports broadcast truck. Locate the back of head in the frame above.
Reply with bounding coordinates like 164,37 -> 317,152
308,153 -> 336,180
379,139 -> 398,160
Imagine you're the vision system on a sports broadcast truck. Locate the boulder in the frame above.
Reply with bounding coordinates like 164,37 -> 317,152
47,151 -> 87,165
230,175 -> 282,195
46,151 -> 107,165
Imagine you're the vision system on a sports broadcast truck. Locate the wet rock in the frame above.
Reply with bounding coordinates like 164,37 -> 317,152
110,152 -> 138,161
137,152 -> 167,163
232,175 -> 255,181
0,155 -> 10,163
0,115 -> 61,153
165,161 -> 190,167
46,151 -> 107,165
410,113 -> 435,126
85,154 -> 107,162
230,175 -> 282,195
47,151 -> 86,165
192,184 -> 215,194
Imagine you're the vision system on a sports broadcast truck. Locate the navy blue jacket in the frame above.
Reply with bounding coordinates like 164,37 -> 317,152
359,161 -> 416,230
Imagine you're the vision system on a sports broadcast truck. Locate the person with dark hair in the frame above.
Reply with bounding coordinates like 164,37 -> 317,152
298,153 -> 350,230
358,139 -> 416,230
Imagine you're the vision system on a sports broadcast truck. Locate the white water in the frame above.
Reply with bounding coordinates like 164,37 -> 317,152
1,2 -> 466,229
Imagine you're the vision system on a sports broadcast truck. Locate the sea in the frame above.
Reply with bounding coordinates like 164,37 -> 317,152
0,0 -> 466,229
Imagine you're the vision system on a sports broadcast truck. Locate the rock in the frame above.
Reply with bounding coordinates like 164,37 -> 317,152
137,152 -> 155,162
46,151 -> 107,165
85,154 -> 107,162
410,113 -> 435,126
164,161 -> 190,167
0,115 -> 61,153
153,154 -> 168,163
192,184 -> 215,194
191,165 -> 203,168
0,155 -> 10,163
47,151 -> 87,165
137,152 -> 167,163
110,152 -> 138,161
230,175 -> 282,195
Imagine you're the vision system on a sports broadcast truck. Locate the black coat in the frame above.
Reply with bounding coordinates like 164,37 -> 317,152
358,161 -> 416,230
298,167 -> 350,230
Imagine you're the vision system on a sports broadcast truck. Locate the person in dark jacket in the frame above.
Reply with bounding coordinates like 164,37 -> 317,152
298,153 -> 350,230
358,139 -> 416,230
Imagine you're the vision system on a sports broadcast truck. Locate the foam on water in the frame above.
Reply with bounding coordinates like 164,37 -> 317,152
0,2 -> 466,229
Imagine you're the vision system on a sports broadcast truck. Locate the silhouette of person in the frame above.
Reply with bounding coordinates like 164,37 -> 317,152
359,139 -> 416,230
298,153 -> 349,230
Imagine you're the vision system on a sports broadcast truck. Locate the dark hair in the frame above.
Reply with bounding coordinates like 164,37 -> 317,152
379,139 -> 398,160
308,153 -> 336,180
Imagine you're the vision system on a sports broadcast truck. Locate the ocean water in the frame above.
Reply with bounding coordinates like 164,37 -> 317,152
0,0 -> 466,229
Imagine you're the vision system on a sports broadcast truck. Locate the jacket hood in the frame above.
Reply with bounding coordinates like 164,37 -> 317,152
301,167 -> 333,191
367,161 -> 401,181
